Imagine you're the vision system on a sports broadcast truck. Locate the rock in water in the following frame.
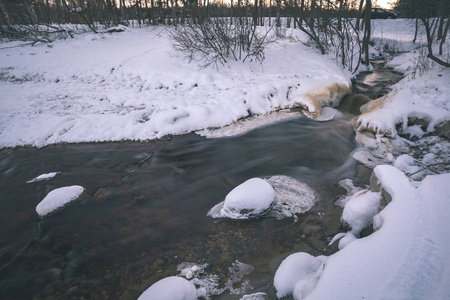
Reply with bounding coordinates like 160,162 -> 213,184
36,185 -> 84,218
220,178 -> 275,219
138,276 -> 200,300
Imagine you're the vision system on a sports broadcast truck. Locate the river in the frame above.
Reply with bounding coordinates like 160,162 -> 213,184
0,61 -> 402,299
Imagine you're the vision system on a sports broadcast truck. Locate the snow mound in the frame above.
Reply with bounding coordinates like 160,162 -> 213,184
207,176 -> 317,220
293,166 -> 450,299
137,276 -> 200,300
220,178 -> 275,219
274,252 -> 326,299
341,190 -> 382,236
35,185 -> 84,217
27,172 -> 59,183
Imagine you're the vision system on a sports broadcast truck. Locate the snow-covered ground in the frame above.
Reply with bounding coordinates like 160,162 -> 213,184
1,19 -> 450,300
0,26 -> 350,148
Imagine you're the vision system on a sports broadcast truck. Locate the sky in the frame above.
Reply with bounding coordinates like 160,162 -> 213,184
374,0 -> 393,9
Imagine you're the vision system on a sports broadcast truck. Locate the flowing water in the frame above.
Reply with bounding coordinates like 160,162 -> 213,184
0,61 -> 402,299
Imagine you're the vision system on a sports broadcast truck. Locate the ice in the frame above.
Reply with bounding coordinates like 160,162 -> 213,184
137,276 -> 200,300
27,172 -> 59,183
239,292 -> 267,300
265,175 -> 317,219
335,179 -> 363,208
35,185 -> 84,217
273,252 -> 326,299
176,260 -> 255,299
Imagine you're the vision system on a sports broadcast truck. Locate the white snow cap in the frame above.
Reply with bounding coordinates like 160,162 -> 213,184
220,178 -> 276,219
27,172 -> 60,183
36,185 -> 84,217
138,276 -> 199,300
274,252 -> 326,299
341,190 -> 382,236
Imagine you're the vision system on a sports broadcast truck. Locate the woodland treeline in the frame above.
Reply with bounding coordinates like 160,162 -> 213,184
0,0 -> 448,68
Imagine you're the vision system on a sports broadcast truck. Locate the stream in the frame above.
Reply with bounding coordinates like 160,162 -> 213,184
0,61 -> 403,299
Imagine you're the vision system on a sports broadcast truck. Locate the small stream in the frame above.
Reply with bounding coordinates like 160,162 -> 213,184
0,61 -> 403,299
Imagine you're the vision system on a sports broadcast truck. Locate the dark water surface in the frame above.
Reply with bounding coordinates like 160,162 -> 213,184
0,61 -> 402,299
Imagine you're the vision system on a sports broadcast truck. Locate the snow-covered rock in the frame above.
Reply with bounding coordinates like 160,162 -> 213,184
274,252 -> 326,299
35,185 -> 84,217
219,178 -> 276,219
138,276 -> 203,300
208,176 -> 317,220
285,166 -> 450,299
341,190 -> 382,236
27,172 -> 60,183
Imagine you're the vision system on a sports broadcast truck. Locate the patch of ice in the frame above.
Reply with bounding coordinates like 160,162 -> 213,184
352,149 -> 388,169
27,172 -> 59,183
240,292 -> 267,300
197,110 -> 301,138
35,185 -> 84,217
335,179 -> 363,208
265,175 -> 317,219
137,276 -> 199,300
314,107 -> 341,121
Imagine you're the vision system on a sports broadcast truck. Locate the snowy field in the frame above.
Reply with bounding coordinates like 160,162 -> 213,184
1,19 -> 450,300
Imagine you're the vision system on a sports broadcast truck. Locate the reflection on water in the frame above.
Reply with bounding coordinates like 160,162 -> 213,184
0,61 -> 402,299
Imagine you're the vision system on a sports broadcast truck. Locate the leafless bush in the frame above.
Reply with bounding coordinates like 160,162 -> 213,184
0,24 -> 74,44
169,17 -> 274,67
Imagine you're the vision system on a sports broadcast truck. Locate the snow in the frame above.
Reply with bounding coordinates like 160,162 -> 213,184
0,18 -> 449,300
220,178 -> 275,219
137,276 -> 199,300
341,190 -> 382,236
27,171 -> 59,183
35,185 -> 84,217
207,175 -> 317,220
275,166 -> 450,300
0,26 -> 350,148
273,252 -> 326,299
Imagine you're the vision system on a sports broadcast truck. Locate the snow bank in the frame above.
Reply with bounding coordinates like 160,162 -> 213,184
354,57 -> 450,140
0,27 -> 350,148
35,185 -> 84,217
277,166 -> 450,299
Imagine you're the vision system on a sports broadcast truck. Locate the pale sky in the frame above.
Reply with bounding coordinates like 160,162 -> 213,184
374,0 -> 393,9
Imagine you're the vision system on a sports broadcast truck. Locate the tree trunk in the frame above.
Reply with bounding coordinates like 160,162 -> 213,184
362,0 -> 371,66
